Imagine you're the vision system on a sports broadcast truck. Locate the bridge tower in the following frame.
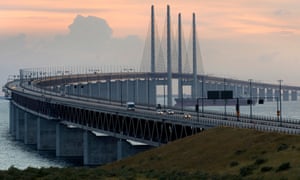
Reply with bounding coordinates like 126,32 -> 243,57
167,5 -> 173,107
192,13 -> 198,99
151,5 -> 155,73
178,13 -> 183,109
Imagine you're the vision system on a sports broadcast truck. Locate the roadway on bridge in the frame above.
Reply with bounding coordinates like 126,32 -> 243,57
7,79 -> 300,137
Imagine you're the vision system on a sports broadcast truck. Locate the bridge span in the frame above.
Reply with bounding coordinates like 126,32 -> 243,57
4,5 -> 300,166
5,70 -> 300,166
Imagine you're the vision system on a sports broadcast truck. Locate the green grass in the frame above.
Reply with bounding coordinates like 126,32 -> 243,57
1,127 -> 300,179
102,127 -> 300,179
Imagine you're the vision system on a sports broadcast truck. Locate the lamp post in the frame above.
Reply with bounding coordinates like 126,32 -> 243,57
196,97 -> 200,122
147,75 -> 150,108
201,75 -> 205,113
249,79 -> 253,119
276,96 -> 279,121
224,78 -> 227,118
120,71 -> 123,106
278,80 -> 283,125
163,78 -> 166,109
109,75 -> 112,103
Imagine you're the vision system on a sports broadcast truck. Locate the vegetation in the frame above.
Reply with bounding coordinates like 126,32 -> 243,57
1,127 -> 300,179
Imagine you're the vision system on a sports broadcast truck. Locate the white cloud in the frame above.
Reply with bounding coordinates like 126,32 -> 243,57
0,15 -> 144,88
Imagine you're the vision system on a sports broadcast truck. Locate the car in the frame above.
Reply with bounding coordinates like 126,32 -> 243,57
184,113 -> 192,119
126,102 -> 135,111
156,110 -> 164,115
166,109 -> 174,115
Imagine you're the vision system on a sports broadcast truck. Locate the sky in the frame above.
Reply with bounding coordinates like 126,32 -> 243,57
0,0 -> 300,88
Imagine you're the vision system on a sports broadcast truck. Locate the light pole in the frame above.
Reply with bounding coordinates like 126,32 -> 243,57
196,97 -> 200,122
249,79 -> 253,119
278,80 -> 283,125
109,75 -> 112,103
147,75 -> 150,108
120,71 -> 123,106
224,78 -> 227,118
201,75 -> 205,113
163,78 -> 166,109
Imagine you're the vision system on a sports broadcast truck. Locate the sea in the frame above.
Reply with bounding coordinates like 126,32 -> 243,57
0,98 -> 74,170
1,97 -> 300,170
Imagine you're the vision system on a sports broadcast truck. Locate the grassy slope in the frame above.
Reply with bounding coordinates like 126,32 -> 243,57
102,127 -> 300,179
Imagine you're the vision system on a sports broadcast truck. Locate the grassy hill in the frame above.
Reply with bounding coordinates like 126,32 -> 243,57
1,127 -> 300,179
102,127 -> 300,179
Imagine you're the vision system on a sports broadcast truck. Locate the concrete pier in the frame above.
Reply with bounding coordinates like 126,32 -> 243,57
37,117 -> 57,150
291,91 -> 297,101
15,108 -> 25,141
56,124 -> 83,157
24,112 -> 37,145
9,102 -> 16,136
83,131 -> 118,165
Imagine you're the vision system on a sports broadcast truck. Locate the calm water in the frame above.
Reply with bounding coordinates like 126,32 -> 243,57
1,98 -> 300,170
0,99 -> 73,170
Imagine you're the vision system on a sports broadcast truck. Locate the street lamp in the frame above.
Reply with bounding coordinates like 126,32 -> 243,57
278,80 -> 283,125
249,79 -> 253,119
163,77 -> 166,109
201,75 -> 205,113
120,71 -> 123,106
224,78 -> 227,118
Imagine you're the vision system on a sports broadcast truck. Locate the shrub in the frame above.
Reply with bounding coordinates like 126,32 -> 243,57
277,144 -> 289,152
240,165 -> 256,177
235,149 -> 246,155
276,162 -> 290,172
254,158 -> 267,165
261,166 -> 273,172
230,161 -> 239,167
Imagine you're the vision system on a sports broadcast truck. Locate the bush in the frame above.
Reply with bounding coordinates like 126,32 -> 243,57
261,166 -> 273,172
240,165 -> 256,177
277,144 -> 289,152
235,149 -> 246,155
254,158 -> 267,165
276,162 -> 290,172
230,161 -> 239,167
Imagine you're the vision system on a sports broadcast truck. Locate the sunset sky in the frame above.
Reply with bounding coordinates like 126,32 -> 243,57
0,0 -> 300,86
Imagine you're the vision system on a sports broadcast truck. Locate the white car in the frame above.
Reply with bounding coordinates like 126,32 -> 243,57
166,109 -> 174,115
156,110 -> 164,115
184,113 -> 192,119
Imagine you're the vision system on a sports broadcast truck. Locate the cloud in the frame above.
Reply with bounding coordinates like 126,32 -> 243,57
0,6 -> 108,14
0,15 -> 143,87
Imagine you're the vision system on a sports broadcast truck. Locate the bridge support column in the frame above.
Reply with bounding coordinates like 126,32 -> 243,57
56,124 -> 83,157
81,84 -> 88,96
24,113 -> 37,145
291,91 -> 297,101
111,81 -> 118,101
9,102 -> 16,136
83,131 -> 118,165
99,82 -> 108,99
137,80 -> 147,105
117,140 -> 152,160
267,88 -> 273,101
283,90 -> 289,101
88,83 -> 95,97
15,108 -> 25,141
236,86 -> 243,98
149,79 -> 157,105
251,87 -> 258,102
275,89 -> 280,100
259,88 -> 265,99
37,117 -> 57,150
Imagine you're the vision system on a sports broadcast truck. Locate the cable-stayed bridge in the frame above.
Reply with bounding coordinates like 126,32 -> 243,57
4,5 -> 300,166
